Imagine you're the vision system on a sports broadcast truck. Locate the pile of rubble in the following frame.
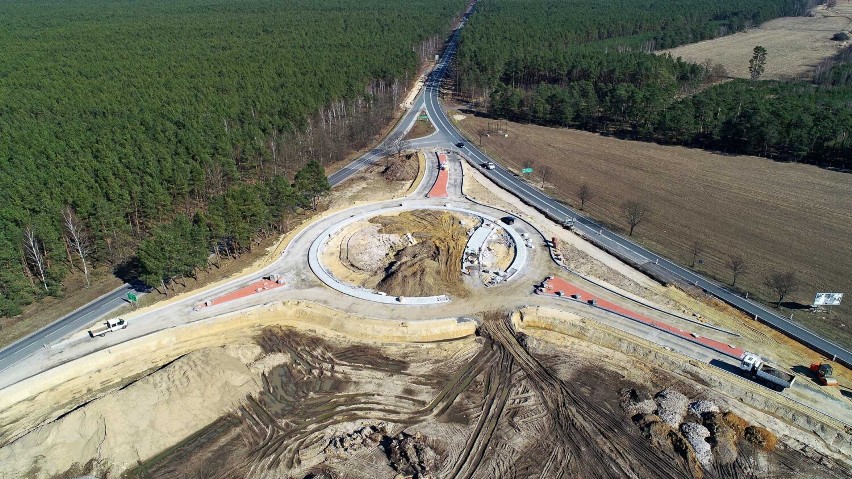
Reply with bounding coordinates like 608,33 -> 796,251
381,431 -> 438,479
620,387 -> 778,471
323,425 -> 437,479
655,388 -> 689,427
688,399 -> 719,417
619,388 -> 656,417
324,423 -> 387,455
680,422 -> 713,467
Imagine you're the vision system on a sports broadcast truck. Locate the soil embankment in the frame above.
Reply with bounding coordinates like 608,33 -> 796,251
2,309 -> 847,478
373,210 -> 472,298
0,347 -> 261,478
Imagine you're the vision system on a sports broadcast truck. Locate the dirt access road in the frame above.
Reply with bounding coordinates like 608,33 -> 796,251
454,113 -> 852,348
44,317 -> 847,479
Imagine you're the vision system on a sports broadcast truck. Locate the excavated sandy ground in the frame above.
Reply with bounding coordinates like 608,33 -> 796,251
2,151 -> 851,478
322,209 -> 479,298
3,310 -> 848,479
0,301 -> 476,452
0,347 -> 262,478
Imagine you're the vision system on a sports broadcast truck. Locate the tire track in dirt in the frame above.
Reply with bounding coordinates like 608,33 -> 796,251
447,342 -> 513,479
481,312 -> 692,479
220,329 -> 499,476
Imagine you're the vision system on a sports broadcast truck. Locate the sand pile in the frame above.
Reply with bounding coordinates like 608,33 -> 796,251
343,223 -> 403,273
0,347 -> 261,478
371,210 -> 470,297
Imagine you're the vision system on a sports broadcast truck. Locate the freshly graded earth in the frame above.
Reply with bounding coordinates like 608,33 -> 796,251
4,314 -> 848,479
326,209 -> 475,298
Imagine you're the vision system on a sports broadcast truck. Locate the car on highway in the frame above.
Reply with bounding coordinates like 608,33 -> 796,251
456,142 -> 465,148
482,162 -> 496,170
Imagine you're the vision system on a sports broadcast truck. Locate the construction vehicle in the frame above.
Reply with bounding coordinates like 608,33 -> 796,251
809,362 -> 839,386
88,318 -> 127,338
738,352 -> 795,391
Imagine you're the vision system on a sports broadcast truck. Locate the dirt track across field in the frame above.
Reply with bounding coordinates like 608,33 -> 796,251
661,4 -> 852,80
455,113 -> 852,348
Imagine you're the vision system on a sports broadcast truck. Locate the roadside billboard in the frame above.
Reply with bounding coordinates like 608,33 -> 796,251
812,292 -> 843,307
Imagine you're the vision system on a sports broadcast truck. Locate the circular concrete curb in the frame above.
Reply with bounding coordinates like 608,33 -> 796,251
308,203 -> 527,305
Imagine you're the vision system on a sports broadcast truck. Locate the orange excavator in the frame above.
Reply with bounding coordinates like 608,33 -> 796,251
809,362 -> 839,386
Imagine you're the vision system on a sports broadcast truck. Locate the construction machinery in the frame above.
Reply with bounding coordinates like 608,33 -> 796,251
809,362 -> 839,386
739,352 -> 796,391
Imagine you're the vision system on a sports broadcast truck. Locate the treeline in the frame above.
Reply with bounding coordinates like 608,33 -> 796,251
454,0 -> 811,97
489,68 -> 852,166
0,0 -> 466,316
455,0 -> 850,167
138,161 -> 328,293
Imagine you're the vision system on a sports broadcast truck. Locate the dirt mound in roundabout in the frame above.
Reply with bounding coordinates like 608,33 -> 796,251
371,209 -> 472,298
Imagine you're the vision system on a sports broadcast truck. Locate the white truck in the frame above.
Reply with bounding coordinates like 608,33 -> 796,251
738,352 -> 795,391
88,318 -> 127,338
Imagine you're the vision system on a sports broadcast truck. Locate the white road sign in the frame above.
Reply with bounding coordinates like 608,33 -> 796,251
812,292 -> 843,307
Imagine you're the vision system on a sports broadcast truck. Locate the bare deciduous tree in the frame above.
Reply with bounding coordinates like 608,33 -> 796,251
63,206 -> 92,287
763,271 -> 799,306
23,227 -> 49,291
577,183 -> 592,210
690,239 -> 706,268
622,200 -> 648,236
392,135 -> 409,157
539,165 -> 552,184
702,59 -> 729,83
727,254 -> 747,287
382,136 -> 396,162
478,128 -> 488,146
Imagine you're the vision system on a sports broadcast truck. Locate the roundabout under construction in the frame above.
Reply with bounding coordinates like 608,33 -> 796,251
309,202 -> 528,304
0,148 -> 849,479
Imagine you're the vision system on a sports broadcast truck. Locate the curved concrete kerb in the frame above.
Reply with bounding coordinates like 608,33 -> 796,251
308,203 -> 528,305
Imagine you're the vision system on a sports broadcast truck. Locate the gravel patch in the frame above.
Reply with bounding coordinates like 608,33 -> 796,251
655,388 -> 689,427
681,422 -> 713,468
688,400 -> 719,417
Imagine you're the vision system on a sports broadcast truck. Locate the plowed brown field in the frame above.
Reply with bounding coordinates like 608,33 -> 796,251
456,113 -> 852,348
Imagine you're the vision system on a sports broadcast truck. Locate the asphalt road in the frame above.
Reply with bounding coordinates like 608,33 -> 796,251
419,75 -> 852,368
2,0 -> 847,377
0,283 -> 143,374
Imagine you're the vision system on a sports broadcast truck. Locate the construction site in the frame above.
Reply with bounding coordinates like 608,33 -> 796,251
1,0 -> 849,477
0,141 -> 849,479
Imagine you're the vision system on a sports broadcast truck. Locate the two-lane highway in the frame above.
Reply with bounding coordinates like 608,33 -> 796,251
418,70 -> 852,367
0,283 -> 143,374
3,0 -> 847,381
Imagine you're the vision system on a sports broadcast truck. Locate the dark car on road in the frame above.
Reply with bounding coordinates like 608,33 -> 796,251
456,142 -> 465,148
501,216 -> 515,225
